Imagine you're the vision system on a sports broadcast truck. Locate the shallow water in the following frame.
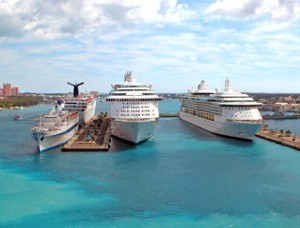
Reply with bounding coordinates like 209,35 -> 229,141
1,101 -> 300,227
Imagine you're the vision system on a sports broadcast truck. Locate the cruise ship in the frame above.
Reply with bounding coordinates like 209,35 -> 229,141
106,71 -> 163,143
179,79 -> 263,140
64,82 -> 96,125
31,101 -> 79,152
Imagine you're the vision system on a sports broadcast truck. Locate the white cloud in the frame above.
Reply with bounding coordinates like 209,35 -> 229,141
205,0 -> 300,22
0,0 -> 194,39
1,1 -> 300,93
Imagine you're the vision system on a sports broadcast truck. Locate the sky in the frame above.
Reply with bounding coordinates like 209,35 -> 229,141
0,0 -> 300,93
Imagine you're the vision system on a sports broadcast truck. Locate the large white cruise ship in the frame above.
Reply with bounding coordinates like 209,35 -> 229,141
64,82 -> 96,125
106,71 -> 163,143
31,102 -> 79,152
179,79 -> 263,140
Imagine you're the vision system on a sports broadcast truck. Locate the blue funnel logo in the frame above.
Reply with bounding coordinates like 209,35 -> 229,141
67,82 -> 84,97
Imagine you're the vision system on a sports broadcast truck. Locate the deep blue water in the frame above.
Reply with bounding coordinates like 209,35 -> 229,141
1,101 -> 300,227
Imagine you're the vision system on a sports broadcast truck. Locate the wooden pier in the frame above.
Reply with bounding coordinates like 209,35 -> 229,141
159,113 -> 179,118
62,116 -> 111,152
256,129 -> 300,151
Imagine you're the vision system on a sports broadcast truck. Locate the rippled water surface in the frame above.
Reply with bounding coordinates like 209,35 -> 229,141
1,101 -> 300,227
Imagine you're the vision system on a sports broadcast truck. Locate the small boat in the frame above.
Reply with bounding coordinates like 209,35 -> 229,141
13,114 -> 23,120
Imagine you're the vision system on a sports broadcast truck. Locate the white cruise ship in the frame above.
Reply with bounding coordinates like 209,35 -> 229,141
31,102 -> 79,152
64,82 -> 96,125
106,71 -> 163,143
179,79 -> 263,140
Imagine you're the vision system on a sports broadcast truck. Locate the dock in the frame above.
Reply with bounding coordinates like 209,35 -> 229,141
256,129 -> 300,151
62,116 -> 111,152
159,113 -> 179,118
262,115 -> 300,120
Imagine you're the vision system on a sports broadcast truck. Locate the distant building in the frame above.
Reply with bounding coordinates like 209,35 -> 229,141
0,83 -> 20,97
279,96 -> 293,103
11,87 -> 19,96
90,91 -> 99,97
3,83 -> 12,96
274,102 -> 289,112
258,99 -> 269,104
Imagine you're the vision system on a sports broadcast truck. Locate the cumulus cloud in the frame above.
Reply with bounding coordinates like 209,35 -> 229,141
0,0 -> 194,39
205,0 -> 300,22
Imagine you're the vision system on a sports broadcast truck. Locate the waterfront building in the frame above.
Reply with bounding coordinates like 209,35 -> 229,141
90,91 -> 99,98
0,83 -> 20,97
3,83 -> 12,96
11,87 -> 19,96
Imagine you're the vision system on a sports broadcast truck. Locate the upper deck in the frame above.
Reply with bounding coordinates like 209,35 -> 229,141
107,71 -> 162,102
182,79 -> 262,108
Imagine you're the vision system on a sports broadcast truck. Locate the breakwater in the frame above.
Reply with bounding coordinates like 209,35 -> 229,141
159,113 -> 179,117
256,129 -> 300,151
262,115 -> 300,120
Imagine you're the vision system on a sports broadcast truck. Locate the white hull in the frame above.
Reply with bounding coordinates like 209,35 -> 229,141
32,122 -> 78,153
80,104 -> 96,124
111,120 -> 158,144
64,98 -> 96,125
179,111 -> 262,140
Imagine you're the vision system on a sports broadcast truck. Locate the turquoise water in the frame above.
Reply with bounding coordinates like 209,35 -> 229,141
1,101 -> 300,227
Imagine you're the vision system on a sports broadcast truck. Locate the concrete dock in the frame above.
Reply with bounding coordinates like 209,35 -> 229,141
62,116 -> 111,152
159,113 -> 179,117
256,129 -> 300,151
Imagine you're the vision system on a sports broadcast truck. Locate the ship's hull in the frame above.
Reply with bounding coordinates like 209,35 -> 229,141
65,99 -> 96,124
111,119 -> 158,144
179,111 -> 262,140
31,122 -> 78,153
80,103 -> 96,124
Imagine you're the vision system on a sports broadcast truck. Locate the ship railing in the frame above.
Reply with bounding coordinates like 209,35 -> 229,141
32,127 -> 49,132
112,118 -> 157,122
34,117 -> 61,122
32,126 -> 63,132
226,119 -> 265,124
39,122 -> 58,126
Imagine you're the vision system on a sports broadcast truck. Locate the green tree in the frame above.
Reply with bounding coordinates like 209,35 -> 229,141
280,129 -> 284,136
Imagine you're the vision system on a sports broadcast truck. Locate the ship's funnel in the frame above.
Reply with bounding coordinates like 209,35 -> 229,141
67,82 -> 84,97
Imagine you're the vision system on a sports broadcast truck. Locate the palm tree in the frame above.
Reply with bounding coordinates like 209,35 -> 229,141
280,129 -> 284,136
